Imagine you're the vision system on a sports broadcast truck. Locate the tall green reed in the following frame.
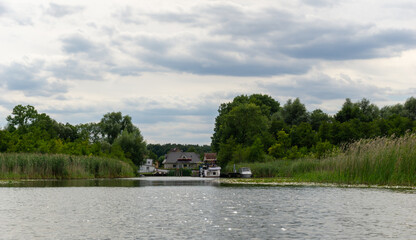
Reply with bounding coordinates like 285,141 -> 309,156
0,153 -> 135,179
227,133 -> 416,186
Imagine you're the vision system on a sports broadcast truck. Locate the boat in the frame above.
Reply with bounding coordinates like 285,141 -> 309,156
201,166 -> 221,178
238,167 -> 252,178
199,153 -> 221,178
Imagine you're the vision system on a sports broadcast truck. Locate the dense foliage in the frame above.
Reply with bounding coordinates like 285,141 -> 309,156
0,105 -> 147,171
212,94 -> 416,168
227,133 -> 416,186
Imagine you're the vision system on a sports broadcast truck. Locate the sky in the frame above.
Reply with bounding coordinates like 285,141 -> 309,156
0,0 -> 416,145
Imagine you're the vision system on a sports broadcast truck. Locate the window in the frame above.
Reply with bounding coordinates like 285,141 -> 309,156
173,165 -> 176,168
213,172 -> 216,175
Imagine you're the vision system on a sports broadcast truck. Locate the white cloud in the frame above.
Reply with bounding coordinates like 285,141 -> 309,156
45,3 -> 84,18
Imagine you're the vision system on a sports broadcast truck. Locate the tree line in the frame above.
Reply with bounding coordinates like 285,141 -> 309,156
0,105 -> 146,169
212,94 -> 416,168
147,143 -> 211,166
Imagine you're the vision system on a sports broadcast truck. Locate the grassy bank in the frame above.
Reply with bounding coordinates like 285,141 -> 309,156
0,153 -> 135,179
226,134 -> 416,186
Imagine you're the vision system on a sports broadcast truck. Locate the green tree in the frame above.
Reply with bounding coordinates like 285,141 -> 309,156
211,94 -> 279,151
100,112 -> 135,144
314,140 -> 335,159
248,94 -> 280,118
357,98 -> 380,122
403,97 -> 416,121
318,121 -> 332,142
310,109 -> 331,131
218,137 -> 236,168
6,105 -> 38,132
281,98 -> 309,126
380,104 -> 404,119
113,129 -> 146,166
290,122 -> 317,148
232,144 -> 250,163
268,130 -> 291,158
335,98 -> 360,123
76,123 -> 102,142
221,103 -> 270,146
386,115 -> 413,136
248,137 -> 265,162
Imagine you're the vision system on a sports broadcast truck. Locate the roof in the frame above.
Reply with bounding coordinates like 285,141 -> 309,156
164,152 -> 201,164
204,153 -> 217,161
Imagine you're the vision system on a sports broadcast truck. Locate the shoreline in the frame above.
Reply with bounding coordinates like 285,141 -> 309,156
2,177 -> 416,190
219,178 -> 416,190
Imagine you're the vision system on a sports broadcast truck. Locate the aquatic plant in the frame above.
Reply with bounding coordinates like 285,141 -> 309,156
0,153 -> 135,179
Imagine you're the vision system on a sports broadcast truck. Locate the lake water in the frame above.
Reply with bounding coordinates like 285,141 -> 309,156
1,177 -> 415,239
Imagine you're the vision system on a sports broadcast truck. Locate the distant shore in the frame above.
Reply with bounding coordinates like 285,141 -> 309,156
219,178 -> 416,189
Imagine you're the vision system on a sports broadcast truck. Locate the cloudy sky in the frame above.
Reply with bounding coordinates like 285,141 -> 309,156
0,0 -> 416,144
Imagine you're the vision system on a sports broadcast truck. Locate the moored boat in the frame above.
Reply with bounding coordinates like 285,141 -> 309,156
238,167 -> 252,178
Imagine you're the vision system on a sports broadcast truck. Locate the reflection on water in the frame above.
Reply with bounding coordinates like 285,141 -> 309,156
1,177 -> 220,188
0,177 -> 415,239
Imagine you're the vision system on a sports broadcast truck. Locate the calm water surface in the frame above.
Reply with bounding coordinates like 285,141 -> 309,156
1,177 -> 415,239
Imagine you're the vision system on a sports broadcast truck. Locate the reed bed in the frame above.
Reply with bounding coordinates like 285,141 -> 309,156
0,153 -> 135,179
228,133 -> 416,186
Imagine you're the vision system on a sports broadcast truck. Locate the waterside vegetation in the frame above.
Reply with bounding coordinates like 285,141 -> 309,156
0,153 -> 135,179
2,94 -> 416,185
226,133 -> 416,186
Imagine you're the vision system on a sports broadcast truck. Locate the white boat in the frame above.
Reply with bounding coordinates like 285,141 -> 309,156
203,166 -> 221,178
238,167 -> 252,178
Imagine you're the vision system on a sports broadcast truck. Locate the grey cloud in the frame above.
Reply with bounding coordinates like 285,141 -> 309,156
61,34 -> 109,60
137,3 -> 416,77
300,0 -> 339,7
48,59 -> 103,81
56,34 -> 117,80
150,12 -> 198,24
282,28 -> 416,60
136,36 -> 172,54
0,62 -> 42,91
121,96 -> 220,124
132,108 -> 217,125
0,62 -> 68,97
0,3 -> 7,15
137,36 -> 310,76
45,3 -> 83,18
259,74 -> 390,108
143,53 -> 308,76
108,66 -> 142,76
62,35 -> 94,53
113,7 -> 143,25
126,105 -> 218,125
0,3 -> 32,25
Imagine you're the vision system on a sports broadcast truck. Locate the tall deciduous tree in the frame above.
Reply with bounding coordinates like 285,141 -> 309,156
113,129 -> 146,166
310,109 -> 331,131
100,112 -> 134,144
6,105 -> 38,131
211,94 -> 279,152
221,103 -> 270,146
403,97 -> 416,121
281,98 -> 309,126
334,98 -> 360,123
